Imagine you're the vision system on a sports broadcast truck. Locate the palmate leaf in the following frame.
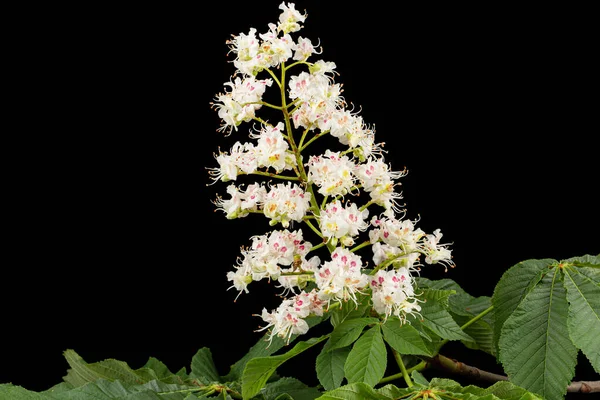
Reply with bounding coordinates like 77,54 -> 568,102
498,268 -> 578,400
563,261 -> 600,373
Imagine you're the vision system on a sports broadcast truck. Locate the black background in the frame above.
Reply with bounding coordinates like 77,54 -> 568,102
2,0 -> 598,395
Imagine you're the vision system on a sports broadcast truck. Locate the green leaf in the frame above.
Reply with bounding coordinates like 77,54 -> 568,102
563,264 -> 600,373
428,377 -> 544,399
136,357 -> 185,383
189,348 -> 221,384
315,382 -> 391,399
498,268 -> 577,400
260,377 -> 322,400
414,277 -> 465,293
492,258 -> 552,354
330,294 -> 371,327
343,325 -> 387,387
416,277 -> 495,354
450,296 -> 495,355
480,380 -> 545,399
381,318 -> 433,356
419,289 -> 473,342
0,378 -> 199,399
316,345 -> 351,391
0,384 -> 50,400
459,318 -> 495,356
410,370 -> 429,386
564,254 -> 600,269
326,317 -> 379,353
62,349 -> 147,386
241,335 -> 328,400
315,380 -> 543,400
225,315 -> 324,382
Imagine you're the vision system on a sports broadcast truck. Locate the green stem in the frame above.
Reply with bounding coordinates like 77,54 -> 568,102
350,240 -> 372,253
304,219 -> 323,238
440,305 -> 494,347
251,171 -> 300,180
280,271 -> 315,276
393,350 -> 413,388
378,360 -> 427,385
299,130 -> 327,152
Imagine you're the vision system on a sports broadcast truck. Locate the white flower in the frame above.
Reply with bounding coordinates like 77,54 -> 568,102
212,76 -> 273,133
277,1 -> 306,34
320,199 -> 369,245
249,122 -> 297,173
293,36 -> 318,61
212,183 -> 266,219
277,255 -> 320,296
226,264 -> 253,301
369,215 -> 425,252
259,25 -> 294,67
263,182 -> 312,228
257,289 -> 324,345
355,158 -> 407,213
226,27 -> 261,76
315,247 -> 369,308
207,142 -> 258,183
369,268 -> 421,322
306,150 -> 357,197
422,229 -> 454,271
227,228 -> 316,299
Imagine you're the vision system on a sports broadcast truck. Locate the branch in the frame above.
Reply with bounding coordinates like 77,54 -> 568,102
428,354 -> 600,394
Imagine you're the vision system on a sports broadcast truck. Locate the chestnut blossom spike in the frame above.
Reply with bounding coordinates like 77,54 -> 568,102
209,2 -> 455,343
